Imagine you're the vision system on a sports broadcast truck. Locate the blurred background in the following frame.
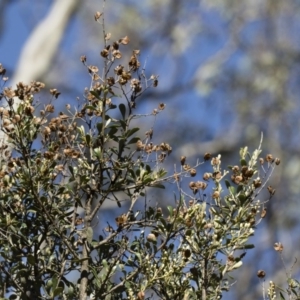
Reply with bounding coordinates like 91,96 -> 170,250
1,0 -> 299,298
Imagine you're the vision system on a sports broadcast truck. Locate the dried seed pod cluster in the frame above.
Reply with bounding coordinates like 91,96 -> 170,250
189,181 -> 208,194
136,140 -> 172,163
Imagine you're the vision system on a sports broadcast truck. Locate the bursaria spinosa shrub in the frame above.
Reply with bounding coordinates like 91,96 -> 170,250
0,11 -> 280,300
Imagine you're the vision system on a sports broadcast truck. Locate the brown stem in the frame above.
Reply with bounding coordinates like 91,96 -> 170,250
79,191 -> 92,300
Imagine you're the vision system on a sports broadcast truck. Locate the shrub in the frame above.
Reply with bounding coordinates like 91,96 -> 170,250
0,11 -> 279,300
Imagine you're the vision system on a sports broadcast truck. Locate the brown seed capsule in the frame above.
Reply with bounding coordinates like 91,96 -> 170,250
267,185 -> 275,195
196,181 -> 207,190
100,49 -> 109,58
232,165 -> 240,173
275,158 -> 280,165
156,207 -> 162,214
266,154 -> 274,163
43,126 -> 51,136
180,156 -> 186,165
189,181 -> 196,190
241,166 -> 248,175
261,208 -> 267,218
183,249 -> 191,258
107,77 -> 115,86
257,270 -> 266,278
274,242 -> 283,252
158,103 -> 166,110
201,182 -> 208,190
203,172 -> 211,181
253,178 -> 262,188
137,291 -> 145,300
212,191 -> 220,199
119,36 -> 130,45
259,158 -> 264,165
234,176 -> 243,184
227,255 -> 235,264
13,114 -> 21,123
183,164 -> 191,171
173,173 -> 180,181
136,140 -> 144,151
190,169 -> 197,177
213,171 -> 221,180
204,152 -> 212,161
211,157 -> 220,166
251,208 -> 257,214
45,104 -> 54,113
112,50 -> 122,59
245,169 -> 254,178
189,200 -> 194,206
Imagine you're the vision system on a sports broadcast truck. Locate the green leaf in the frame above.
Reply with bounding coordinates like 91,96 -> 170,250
167,206 -> 173,217
118,138 -> 126,155
108,126 -> 118,138
53,287 -> 64,297
97,122 -> 103,133
85,134 -> 91,146
105,118 -> 111,128
142,177 -> 154,184
119,103 -> 126,119
236,185 -> 243,194
119,119 -> 126,130
90,90 -> 101,99
27,254 -> 35,265
238,193 -> 248,205
66,285 -> 74,296
159,217 -> 168,229
230,261 -> 243,270
235,244 -> 255,249
225,180 -> 231,189
85,105 -> 96,110
240,159 -> 247,166
127,137 -> 140,145
157,168 -> 167,178
134,252 -> 142,264
229,186 -> 235,195
52,275 -> 58,290
126,127 -> 140,138
93,147 -> 102,159
279,292 -> 285,300
151,183 -> 165,189
240,146 -> 248,159
109,104 -> 117,109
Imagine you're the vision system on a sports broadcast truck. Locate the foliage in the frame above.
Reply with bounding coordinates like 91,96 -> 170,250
0,11 -> 280,300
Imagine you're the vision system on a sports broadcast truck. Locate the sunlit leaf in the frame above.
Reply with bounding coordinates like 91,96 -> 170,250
86,227 -> 93,244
